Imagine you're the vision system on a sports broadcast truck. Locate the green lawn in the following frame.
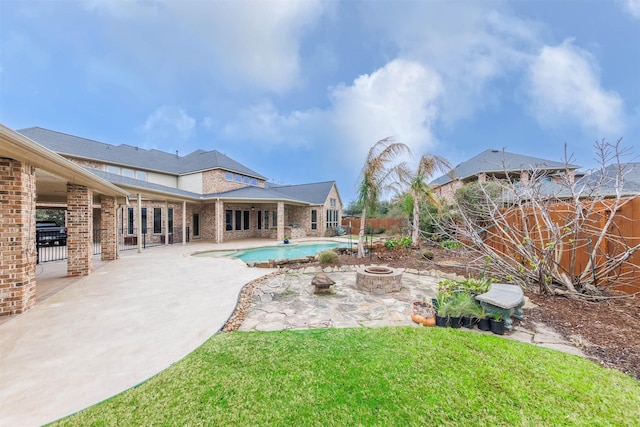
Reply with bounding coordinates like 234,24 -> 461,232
52,327 -> 640,426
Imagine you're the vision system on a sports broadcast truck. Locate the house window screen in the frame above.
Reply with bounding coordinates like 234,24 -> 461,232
235,210 -> 242,231
226,210 -> 233,231
153,208 -> 162,234
243,211 -> 250,230
141,208 -> 147,234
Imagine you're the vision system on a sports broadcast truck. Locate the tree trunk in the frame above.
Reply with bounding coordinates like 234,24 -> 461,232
412,196 -> 420,248
357,207 -> 367,258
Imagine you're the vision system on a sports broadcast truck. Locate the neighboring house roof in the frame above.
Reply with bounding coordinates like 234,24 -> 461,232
572,162 -> 640,197
18,126 -> 266,179
504,162 -> 640,201
432,149 -> 580,187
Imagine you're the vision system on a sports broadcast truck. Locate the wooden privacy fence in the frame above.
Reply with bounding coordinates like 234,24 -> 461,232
341,217 -> 407,234
483,196 -> 640,294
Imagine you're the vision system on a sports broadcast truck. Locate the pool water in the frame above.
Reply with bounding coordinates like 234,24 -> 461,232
226,242 -> 345,263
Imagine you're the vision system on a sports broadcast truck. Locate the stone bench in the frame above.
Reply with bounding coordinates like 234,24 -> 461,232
475,283 -> 525,330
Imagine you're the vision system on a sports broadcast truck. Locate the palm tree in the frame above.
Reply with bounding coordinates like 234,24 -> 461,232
355,137 -> 411,257
406,154 -> 451,247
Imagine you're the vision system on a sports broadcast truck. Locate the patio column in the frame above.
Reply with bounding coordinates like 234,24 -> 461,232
67,183 -> 93,277
276,201 -> 285,242
100,195 -> 118,261
0,158 -> 36,315
136,193 -> 142,253
164,201 -> 169,245
182,201 -> 187,245
215,199 -> 224,243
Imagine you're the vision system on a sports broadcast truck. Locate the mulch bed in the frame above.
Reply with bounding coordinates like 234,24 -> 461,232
303,245 -> 640,381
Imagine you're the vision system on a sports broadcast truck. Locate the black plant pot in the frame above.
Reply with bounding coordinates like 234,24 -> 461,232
431,298 -> 439,310
462,316 -> 475,329
477,317 -> 491,331
490,318 -> 505,335
435,314 -> 448,327
449,316 -> 463,328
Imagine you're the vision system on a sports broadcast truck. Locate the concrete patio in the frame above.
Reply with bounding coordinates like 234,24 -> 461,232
0,240 -> 277,427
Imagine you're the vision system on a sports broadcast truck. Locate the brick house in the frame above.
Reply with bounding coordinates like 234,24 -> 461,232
1,124 -> 343,315
431,149 -> 580,203
1,124 -> 128,315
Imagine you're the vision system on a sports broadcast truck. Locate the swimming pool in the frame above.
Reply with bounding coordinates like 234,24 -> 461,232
219,242 -> 346,263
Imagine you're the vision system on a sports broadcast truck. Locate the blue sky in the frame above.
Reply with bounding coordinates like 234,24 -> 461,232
1,0 -> 639,204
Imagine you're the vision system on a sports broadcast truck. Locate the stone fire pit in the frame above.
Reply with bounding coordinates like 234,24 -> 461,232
355,266 -> 403,293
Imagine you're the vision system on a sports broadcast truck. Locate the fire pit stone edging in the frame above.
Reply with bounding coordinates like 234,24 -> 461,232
355,265 -> 403,294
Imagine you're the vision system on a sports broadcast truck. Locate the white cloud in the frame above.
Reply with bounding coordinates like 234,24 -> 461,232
330,59 -> 443,161
141,106 -> 196,141
222,59 -> 443,165
87,0 -> 326,93
222,101 -> 323,148
623,0 -> 640,19
526,40 -> 624,135
360,3 -> 539,125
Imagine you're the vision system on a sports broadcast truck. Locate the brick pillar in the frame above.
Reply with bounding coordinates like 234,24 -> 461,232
276,201 -> 285,242
67,184 -> 93,277
215,199 -> 224,243
0,158 -> 37,315
100,195 -> 117,261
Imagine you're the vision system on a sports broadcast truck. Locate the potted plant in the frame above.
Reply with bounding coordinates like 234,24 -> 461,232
283,236 -> 290,244
477,314 -> 491,331
489,313 -> 505,335
447,291 -> 468,328
460,297 -> 484,329
434,291 -> 450,327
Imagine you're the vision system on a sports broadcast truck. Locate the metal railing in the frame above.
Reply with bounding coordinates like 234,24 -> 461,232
36,227 -> 189,264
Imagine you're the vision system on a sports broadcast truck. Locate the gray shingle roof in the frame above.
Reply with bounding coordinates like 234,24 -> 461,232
432,149 -> 580,186
18,127 -> 266,179
573,162 -> 640,196
267,181 -> 337,205
209,181 -> 338,205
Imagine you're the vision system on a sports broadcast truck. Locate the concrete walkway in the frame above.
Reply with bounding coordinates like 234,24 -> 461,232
0,241 -> 276,427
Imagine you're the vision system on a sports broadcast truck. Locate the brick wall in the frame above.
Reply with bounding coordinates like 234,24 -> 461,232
0,158 -> 37,315
67,184 -> 93,277
100,196 -> 117,260
202,169 -> 266,194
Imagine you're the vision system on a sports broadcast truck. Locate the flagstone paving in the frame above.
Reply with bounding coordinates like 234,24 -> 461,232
237,266 -> 586,358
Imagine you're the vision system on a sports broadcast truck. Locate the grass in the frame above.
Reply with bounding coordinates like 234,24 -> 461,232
52,327 -> 640,426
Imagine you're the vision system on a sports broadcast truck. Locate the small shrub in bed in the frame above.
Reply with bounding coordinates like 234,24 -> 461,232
317,250 -> 339,265
421,249 -> 434,260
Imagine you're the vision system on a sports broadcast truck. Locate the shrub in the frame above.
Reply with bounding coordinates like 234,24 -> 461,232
399,236 -> 412,248
440,240 -> 461,250
421,249 -> 434,260
385,239 -> 399,251
317,250 -> 339,265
